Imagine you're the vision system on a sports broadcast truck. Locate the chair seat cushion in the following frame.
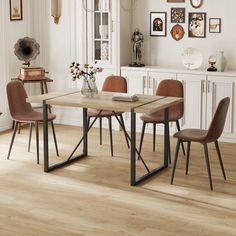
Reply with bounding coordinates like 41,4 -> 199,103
140,110 -> 181,123
174,129 -> 208,142
88,109 -> 123,118
14,110 -> 56,122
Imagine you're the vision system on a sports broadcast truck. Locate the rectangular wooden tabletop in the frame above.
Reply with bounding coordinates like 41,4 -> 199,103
27,91 -> 183,113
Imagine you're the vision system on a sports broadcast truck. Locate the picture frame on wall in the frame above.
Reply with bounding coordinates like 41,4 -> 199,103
150,12 -> 167,37
171,8 -> 185,23
188,12 -> 206,38
209,18 -> 221,33
167,0 -> 185,2
9,0 -> 23,21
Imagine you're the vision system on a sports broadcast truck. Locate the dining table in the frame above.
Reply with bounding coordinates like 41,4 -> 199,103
27,90 -> 183,186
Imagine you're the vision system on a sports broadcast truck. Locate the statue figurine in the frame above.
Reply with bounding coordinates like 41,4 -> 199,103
129,28 -> 145,67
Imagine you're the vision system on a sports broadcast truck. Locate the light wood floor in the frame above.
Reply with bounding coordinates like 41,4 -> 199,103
0,124 -> 236,236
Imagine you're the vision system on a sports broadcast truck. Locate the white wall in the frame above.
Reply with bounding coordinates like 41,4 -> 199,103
132,0 -> 236,70
0,0 -> 33,131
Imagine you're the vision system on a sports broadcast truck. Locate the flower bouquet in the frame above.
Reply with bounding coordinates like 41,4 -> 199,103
70,62 -> 103,97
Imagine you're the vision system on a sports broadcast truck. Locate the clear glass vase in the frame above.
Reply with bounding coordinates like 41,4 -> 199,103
81,77 -> 98,97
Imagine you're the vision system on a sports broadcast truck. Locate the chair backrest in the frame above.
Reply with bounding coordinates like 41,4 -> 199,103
205,97 -> 230,142
102,75 -> 127,93
6,80 -> 33,120
156,79 -> 184,119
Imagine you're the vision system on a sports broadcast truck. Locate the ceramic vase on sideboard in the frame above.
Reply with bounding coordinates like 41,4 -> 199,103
216,51 -> 227,72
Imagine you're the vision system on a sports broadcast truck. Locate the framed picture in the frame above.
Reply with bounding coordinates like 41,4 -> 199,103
170,24 -> 185,41
167,0 -> 185,2
188,12 -> 206,38
171,8 -> 185,23
9,0 -> 23,21
209,18 -> 221,33
150,12 -> 167,37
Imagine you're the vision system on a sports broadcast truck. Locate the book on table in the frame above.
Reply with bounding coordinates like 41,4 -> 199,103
112,93 -> 139,102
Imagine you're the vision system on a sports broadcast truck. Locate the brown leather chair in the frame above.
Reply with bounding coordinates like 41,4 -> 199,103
88,75 -> 129,156
6,80 -> 59,164
171,97 -> 230,190
139,79 -> 185,162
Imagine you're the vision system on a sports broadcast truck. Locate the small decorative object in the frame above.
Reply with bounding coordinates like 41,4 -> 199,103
9,0 -> 23,21
167,0 -> 185,2
181,48 -> 203,70
188,12 -> 206,38
190,0 -> 204,8
14,37 -> 40,66
216,51 -> 227,72
51,0 -> 61,24
207,56 -> 217,72
129,28 -> 145,67
209,18 -> 221,33
170,24 -> 185,41
171,8 -> 185,23
19,67 -> 45,81
70,62 -> 103,97
150,12 -> 167,37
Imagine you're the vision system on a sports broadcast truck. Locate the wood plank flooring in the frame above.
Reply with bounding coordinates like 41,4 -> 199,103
0,124 -> 236,235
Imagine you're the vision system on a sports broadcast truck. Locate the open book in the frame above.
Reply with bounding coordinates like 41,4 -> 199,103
112,93 -> 139,102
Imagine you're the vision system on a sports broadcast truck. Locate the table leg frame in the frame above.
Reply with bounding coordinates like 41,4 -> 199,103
130,108 -> 170,186
43,103 -> 88,172
43,102 -> 170,185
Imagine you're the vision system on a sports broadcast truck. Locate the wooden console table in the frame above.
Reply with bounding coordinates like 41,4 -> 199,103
17,76 -> 53,94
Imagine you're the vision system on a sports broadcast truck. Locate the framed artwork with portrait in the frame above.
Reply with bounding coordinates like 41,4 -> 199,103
188,12 -> 206,38
150,12 -> 167,37
9,0 -> 23,21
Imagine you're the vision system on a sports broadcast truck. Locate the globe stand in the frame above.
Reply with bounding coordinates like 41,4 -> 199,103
207,62 -> 217,72
129,63 -> 145,67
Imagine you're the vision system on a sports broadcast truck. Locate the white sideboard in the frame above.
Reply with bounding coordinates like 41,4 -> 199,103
121,66 -> 236,143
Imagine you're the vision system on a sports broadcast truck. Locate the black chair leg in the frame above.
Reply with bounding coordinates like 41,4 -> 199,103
51,121 -> 59,157
153,123 -> 156,152
35,122 -> 39,164
99,117 -> 102,145
176,120 -> 185,156
108,117 -> 113,157
138,122 -> 146,159
170,139 -> 181,184
215,140 -> 226,180
7,121 -> 19,160
28,123 -> 33,152
203,144 -> 213,190
119,114 -> 130,149
185,141 -> 191,175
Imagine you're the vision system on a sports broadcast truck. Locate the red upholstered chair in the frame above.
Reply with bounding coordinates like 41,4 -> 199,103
6,80 -> 59,164
88,75 -> 129,156
171,97 -> 230,190
139,79 -> 185,162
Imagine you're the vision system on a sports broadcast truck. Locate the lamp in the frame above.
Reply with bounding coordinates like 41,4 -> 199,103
51,0 -> 61,24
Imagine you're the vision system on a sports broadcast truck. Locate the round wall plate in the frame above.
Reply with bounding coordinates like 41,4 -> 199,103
181,48 -> 203,70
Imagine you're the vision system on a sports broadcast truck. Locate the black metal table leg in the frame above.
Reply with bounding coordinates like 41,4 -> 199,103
164,108 -> 169,167
43,101 -> 49,172
83,108 -> 88,156
130,109 -> 136,186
